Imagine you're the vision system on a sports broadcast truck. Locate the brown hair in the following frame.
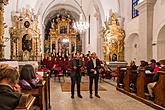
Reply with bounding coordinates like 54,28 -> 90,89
0,64 -> 19,84
20,64 -> 36,82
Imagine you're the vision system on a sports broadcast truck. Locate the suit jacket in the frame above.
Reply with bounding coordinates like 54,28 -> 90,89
0,84 -> 21,110
70,58 -> 83,77
87,58 -> 101,76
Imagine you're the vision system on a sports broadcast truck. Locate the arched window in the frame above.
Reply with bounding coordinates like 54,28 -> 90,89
132,0 -> 139,18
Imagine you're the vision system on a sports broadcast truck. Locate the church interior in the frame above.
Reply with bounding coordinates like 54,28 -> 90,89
0,0 -> 165,110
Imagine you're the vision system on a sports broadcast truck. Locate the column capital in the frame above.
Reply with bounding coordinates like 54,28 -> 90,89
0,0 -> 8,5
136,0 -> 156,11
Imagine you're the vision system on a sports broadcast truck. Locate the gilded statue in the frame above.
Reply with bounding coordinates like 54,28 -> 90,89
103,13 -> 125,62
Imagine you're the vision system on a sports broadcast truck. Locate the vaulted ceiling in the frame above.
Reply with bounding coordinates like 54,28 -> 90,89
15,0 -> 120,26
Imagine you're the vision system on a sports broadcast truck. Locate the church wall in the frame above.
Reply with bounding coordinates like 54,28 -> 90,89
3,0 -> 17,59
2,0 -> 128,60
153,0 -> 165,60
85,4 -> 98,55
123,0 -> 159,64
124,17 -> 140,64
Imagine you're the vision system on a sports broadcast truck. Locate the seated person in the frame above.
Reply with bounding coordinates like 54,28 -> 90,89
153,62 -> 161,73
0,64 -> 22,110
101,61 -> 112,78
147,60 -> 165,100
130,60 -> 138,70
19,64 -> 39,89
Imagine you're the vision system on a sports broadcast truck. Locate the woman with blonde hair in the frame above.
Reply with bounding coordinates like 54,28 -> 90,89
0,64 -> 21,110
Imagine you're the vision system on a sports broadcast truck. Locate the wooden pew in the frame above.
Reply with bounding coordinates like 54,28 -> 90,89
21,80 -> 46,110
117,67 -> 127,87
154,70 -> 165,107
136,69 -> 155,98
43,74 -> 51,109
16,95 -> 35,110
123,67 -> 138,92
136,69 -> 146,98
123,67 -> 131,92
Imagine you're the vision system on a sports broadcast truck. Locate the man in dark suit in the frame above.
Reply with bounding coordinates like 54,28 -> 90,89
70,53 -> 83,98
87,52 -> 101,98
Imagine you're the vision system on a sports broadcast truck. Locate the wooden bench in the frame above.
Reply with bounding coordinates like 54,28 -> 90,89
43,74 -> 51,109
154,70 -> 165,107
117,67 -> 165,109
16,95 -> 35,110
117,67 -> 127,87
136,69 -> 155,98
21,80 -> 46,110
122,67 -> 138,92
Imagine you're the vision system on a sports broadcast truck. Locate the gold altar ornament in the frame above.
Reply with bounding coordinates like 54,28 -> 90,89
9,8 -> 41,61
103,13 -> 125,61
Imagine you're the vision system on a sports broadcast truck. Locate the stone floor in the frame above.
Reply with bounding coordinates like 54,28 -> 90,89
50,76 -> 155,110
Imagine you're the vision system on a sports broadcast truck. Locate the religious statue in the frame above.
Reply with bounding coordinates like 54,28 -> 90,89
103,13 -> 125,62
22,34 -> 32,52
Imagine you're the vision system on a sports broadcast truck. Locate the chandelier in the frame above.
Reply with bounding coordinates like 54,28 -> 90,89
73,0 -> 89,32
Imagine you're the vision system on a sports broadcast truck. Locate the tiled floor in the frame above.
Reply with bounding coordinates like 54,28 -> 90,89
50,76 -> 154,110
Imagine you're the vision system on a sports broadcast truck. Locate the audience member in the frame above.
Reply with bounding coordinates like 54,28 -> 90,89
19,64 -> 39,89
0,64 -> 22,110
130,60 -> 137,70
147,60 -> 165,100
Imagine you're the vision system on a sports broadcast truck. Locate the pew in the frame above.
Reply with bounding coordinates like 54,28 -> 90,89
43,74 -> 51,109
21,80 -> 46,110
16,94 -> 36,110
117,66 -> 165,109
136,69 -> 155,98
136,69 -> 145,98
123,67 -> 138,92
37,69 -> 51,109
117,67 -> 127,87
123,67 -> 131,92
154,70 -> 165,107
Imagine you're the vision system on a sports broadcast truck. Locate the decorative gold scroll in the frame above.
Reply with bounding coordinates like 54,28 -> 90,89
103,13 -> 125,61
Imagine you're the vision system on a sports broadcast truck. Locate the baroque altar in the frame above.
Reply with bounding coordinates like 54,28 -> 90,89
103,13 -> 125,62
9,8 -> 41,61
47,13 -> 81,57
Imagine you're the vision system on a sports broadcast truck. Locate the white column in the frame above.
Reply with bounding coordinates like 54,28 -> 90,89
136,0 -> 156,61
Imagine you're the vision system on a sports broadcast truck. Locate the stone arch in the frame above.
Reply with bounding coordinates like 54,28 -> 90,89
125,33 -> 140,64
157,25 -> 165,60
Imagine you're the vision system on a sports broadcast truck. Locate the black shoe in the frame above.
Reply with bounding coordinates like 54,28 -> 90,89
95,94 -> 100,98
78,95 -> 83,98
71,96 -> 74,99
90,94 -> 93,98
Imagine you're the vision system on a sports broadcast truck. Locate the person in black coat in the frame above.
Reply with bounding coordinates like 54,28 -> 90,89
87,52 -> 101,98
0,64 -> 21,110
70,53 -> 83,98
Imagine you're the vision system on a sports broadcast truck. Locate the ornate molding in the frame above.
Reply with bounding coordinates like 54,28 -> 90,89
103,13 -> 125,61
9,8 -> 41,61
0,0 -> 9,5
